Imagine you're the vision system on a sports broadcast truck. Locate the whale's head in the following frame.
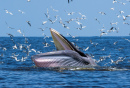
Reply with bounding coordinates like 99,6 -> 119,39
50,28 -> 87,57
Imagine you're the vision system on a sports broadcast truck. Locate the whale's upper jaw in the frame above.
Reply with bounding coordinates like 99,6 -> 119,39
50,28 -> 74,51
50,28 -> 87,57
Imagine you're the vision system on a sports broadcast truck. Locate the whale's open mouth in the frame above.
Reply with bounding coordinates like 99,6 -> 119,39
50,28 -> 87,57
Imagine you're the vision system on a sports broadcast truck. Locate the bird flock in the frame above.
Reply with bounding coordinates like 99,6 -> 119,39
0,0 -> 130,66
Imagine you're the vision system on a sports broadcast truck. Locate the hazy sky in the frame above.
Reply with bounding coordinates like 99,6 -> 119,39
0,0 -> 130,37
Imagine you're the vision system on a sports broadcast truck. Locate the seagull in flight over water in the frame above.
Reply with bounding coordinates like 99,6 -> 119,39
26,21 -> 31,26
68,0 -> 73,3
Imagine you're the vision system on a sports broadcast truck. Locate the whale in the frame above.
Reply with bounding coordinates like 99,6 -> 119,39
31,28 -> 97,67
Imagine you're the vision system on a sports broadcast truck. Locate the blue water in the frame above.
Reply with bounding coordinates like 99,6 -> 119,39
0,37 -> 130,88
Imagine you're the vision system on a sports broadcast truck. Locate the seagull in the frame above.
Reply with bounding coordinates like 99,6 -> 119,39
17,29 -> 22,34
100,28 -> 105,32
44,8 -> 50,18
22,32 -> 28,43
42,33 -> 50,39
119,2 -> 126,5
90,54 -> 95,58
59,18 -> 63,24
31,49 -> 37,53
104,54 -> 111,58
80,25 -> 86,29
122,15 -> 126,21
26,21 -> 31,26
27,44 -> 31,50
78,12 -> 86,18
75,21 -> 82,25
38,28 -> 45,31
65,19 -> 74,24
10,53 -> 20,61
84,46 -> 89,51
5,21 -> 15,29
4,9 -> 13,15
47,8 -> 49,15
42,21 -> 47,25
37,51 -> 42,54
17,30 -> 29,43
123,38 -> 130,42
117,48 -> 124,51
0,53 -> 4,57
62,24 -> 70,29
44,13 -> 49,18
50,6 -> 58,12
27,0 -> 31,2
48,18 -> 57,24
100,25 -> 105,32
126,15 -> 130,17
113,0 -> 117,4
90,40 -> 98,47
18,10 -> 25,14
73,39 -> 79,41
7,33 -> 14,38
21,56 -> 27,62
114,27 -> 119,33
12,44 -> 18,49
99,12 -> 106,15
96,56 -> 106,63
0,44 -> 7,51
107,27 -> 117,33
54,15 -> 59,19
68,0 -> 73,3
95,18 -> 100,24
76,27 -> 82,30
38,27 -> 48,31
67,33 -> 76,38
101,47 -> 105,51
7,33 -> 15,44
2,47 -> 7,51
76,22 -> 86,30
111,57 -> 125,64
113,41 -> 118,45
17,43 -> 23,50
64,10 -> 75,15
116,14 -> 121,18
110,8 -> 114,10
119,10 -> 124,14
44,43 -> 50,48
50,40 -> 54,43
110,22 -> 118,25
123,22 -> 130,25
42,39 -> 51,48
100,32 -> 107,37
25,38 -> 28,44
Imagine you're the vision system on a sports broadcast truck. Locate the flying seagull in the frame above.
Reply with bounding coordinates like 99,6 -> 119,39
68,0 -> 73,3
26,21 -> 31,26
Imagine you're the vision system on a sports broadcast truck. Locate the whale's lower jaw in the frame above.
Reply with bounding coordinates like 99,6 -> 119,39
31,50 -> 97,68
32,57 -> 86,67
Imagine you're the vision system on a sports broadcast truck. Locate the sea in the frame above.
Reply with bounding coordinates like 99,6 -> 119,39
0,37 -> 130,88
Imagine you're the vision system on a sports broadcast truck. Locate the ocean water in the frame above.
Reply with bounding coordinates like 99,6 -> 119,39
0,37 -> 130,88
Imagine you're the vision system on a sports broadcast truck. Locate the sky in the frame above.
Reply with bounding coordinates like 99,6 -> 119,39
0,0 -> 130,37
